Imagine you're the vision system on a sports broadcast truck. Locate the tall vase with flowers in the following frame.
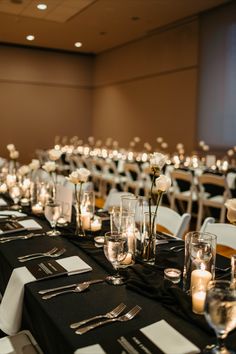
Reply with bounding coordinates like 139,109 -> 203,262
225,199 -> 236,225
67,168 -> 91,237
141,153 -> 171,264
42,161 -> 57,203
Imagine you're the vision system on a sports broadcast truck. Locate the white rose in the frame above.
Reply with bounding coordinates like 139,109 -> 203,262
48,149 -> 62,161
42,161 -> 57,173
67,168 -> 91,184
225,199 -> 236,224
161,142 -> 168,149
176,143 -> 184,150
10,150 -> 19,160
29,159 -> 40,171
18,165 -> 30,176
144,142 -> 152,151
150,152 -> 167,171
7,144 -> 15,152
155,174 -> 171,192
134,136 -> 141,143
156,137 -> 163,143
0,183 -> 7,193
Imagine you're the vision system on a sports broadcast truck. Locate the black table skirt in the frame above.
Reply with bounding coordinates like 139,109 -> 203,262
0,204 -> 235,354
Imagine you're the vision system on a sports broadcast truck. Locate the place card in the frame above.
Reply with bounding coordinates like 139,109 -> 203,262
56,185 -> 73,222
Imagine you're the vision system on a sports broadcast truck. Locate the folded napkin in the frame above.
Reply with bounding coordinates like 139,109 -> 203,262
18,219 -> 42,230
0,256 -> 92,335
0,199 -> 7,207
74,344 -> 106,354
0,337 -> 14,354
126,264 -> 212,334
141,320 -> 200,354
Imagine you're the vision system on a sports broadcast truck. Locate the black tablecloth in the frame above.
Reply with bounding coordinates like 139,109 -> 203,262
0,200 -> 235,354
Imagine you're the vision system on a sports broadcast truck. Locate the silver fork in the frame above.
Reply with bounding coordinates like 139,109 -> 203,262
17,247 -> 58,260
76,305 -> 142,335
18,248 -> 66,262
70,303 -> 126,329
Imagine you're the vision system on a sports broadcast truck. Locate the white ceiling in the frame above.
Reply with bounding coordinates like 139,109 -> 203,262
0,0 -> 231,54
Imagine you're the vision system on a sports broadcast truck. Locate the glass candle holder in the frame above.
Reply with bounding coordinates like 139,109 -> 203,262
192,283 -> 207,315
164,268 -> 181,284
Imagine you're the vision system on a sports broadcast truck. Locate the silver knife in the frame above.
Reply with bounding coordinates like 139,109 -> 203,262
0,233 -> 44,243
38,278 -> 105,295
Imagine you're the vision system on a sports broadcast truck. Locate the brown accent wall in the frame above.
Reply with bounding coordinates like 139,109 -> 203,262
92,19 -> 199,153
0,45 -> 93,162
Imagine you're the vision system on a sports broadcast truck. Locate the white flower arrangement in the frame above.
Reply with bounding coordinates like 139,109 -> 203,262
42,161 -> 57,173
29,159 -> 40,171
10,150 -> 19,160
18,165 -> 30,176
225,199 -> 236,225
48,149 -> 62,161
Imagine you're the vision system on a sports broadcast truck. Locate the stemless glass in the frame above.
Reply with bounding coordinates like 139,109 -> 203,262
204,280 -> 236,354
104,231 -> 128,285
44,202 -> 61,236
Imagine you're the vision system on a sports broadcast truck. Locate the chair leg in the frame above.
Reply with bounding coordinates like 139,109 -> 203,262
219,206 -> 226,223
197,202 -> 204,231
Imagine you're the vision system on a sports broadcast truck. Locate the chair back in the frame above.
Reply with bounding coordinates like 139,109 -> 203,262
201,221 -> 236,250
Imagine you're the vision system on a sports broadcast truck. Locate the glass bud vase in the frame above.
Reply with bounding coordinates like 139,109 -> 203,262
139,211 -> 156,265
75,203 -> 86,237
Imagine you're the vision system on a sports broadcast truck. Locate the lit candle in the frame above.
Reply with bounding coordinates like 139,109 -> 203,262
81,212 -> 91,230
191,265 -> 212,289
192,287 -> 206,314
20,197 -> 30,206
32,203 -> 43,215
164,268 -> 182,284
91,218 -> 102,232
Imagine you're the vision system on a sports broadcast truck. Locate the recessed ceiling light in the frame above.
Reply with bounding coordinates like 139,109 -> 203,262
26,35 -> 35,41
37,3 -> 47,10
74,42 -> 82,48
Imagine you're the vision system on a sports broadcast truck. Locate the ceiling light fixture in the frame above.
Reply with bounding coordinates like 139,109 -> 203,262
37,3 -> 47,10
74,42 -> 82,48
26,35 -> 35,41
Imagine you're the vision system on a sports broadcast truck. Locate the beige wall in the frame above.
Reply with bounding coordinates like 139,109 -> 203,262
0,45 -> 93,162
0,18 -> 199,162
92,19 -> 199,153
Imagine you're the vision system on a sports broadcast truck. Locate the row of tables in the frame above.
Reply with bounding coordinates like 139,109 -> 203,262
0,198 -> 235,354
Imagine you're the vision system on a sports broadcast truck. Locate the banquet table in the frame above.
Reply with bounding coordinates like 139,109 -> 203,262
0,204 -> 235,354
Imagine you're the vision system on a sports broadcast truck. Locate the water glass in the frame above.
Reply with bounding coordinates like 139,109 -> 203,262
44,202 -> 61,236
231,255 -> 236,285
183,231 -> 217,292
204,280 -> 236,353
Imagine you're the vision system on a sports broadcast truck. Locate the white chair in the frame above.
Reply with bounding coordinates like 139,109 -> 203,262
123,162 -> 143,196
103,188 -> 134,211
170,169 -> 198,214
141,205 -> 191,239
196,173 -> 231,230
101,160 -> 126,196
0,330 -> 44,353
200,219 -> 236,250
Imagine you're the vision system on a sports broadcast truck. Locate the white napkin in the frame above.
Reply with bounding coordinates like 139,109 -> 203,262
0,211 -> 27,217
0,256 -> 92,335
0,337 -> 14,354
57,256 -> 92,275
74,344 -> 106,354
18,219 -> 42,230
141,320 -> 200,354
0,199 -> 7,207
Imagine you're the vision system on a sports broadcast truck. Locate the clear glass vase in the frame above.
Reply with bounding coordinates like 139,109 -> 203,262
139,211 -> 156,265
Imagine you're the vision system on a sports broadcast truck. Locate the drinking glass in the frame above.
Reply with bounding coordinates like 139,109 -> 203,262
120,195 -> 137,214
44,202 -> 61,236
183,231 -> 217,292
104,231 -> 128,285
204,280 -> 236,354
